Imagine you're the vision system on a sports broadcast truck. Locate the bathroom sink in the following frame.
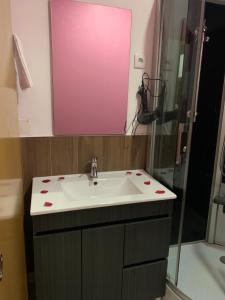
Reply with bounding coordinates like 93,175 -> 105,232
30,170 -> 177,215
61,177 -> 142,201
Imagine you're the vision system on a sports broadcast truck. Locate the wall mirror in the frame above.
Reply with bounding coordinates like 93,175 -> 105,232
50,0 -> 132,135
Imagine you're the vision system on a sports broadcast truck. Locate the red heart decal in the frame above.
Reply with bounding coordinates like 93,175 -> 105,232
40,190 -> 48,194
144,181 -> 151,185
136,173 -> 142,176
58,176 -> 65,180
42,179 -> 50,183
155,190 -> 165,194
126,171 -> 132,175
44,202 -> 53,207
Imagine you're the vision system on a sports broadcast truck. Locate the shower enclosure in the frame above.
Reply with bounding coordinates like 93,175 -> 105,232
150,0 -> 206,285
149,0 -> 225,298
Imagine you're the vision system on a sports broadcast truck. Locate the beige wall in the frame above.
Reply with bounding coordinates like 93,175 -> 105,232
0,0 -> 27,299
0,0 -> 19,140
0,0 -> 16,89
11,0 -> 156,136
0,0 -> 21,180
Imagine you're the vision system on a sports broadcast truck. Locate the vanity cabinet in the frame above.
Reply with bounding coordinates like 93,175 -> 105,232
83,225 -> 124,300
32,201 -> 173,300
124,217 -> 171,265
33,231 -> 81,300
122,260 -> 167,300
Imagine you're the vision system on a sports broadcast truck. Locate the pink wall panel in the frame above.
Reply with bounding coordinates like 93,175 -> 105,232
50,0 -> 132,135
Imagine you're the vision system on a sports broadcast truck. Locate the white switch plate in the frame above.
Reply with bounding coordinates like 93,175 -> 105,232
19,119 -> 30,136
134,54 -> 145,69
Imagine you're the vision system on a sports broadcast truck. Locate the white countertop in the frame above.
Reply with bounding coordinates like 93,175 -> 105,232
30,170 -> 176,216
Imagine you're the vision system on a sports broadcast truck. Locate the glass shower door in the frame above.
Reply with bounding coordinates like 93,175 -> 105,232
151,0 -> 205,285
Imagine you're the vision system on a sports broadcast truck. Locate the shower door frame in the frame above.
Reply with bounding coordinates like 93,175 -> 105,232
205,0 -> 225,244
147,0 -> 163,174
148,0 -> 206,287
207,76 -> 225,243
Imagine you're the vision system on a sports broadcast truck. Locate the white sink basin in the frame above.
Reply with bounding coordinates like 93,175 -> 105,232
61,177 -> 142,201
30,170 -> 177,216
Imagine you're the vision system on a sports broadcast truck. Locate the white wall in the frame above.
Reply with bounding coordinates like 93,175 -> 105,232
10,0 -> 156,137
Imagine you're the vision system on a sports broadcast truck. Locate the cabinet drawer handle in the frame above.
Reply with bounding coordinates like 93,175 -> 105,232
0,254 -> 3,281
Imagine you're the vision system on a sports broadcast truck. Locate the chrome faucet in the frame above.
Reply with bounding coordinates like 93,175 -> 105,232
90,157 -> 98,179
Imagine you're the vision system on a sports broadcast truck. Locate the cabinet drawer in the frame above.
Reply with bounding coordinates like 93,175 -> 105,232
124,217 -> 171,265
122,260 -> 167,300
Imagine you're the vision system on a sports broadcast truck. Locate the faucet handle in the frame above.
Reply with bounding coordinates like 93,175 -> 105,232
91,157 -> 97,162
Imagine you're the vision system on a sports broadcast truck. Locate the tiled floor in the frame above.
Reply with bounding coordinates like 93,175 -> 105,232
168,242 -> 225,300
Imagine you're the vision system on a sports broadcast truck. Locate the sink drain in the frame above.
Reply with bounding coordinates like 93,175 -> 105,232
220,256 -> 225,264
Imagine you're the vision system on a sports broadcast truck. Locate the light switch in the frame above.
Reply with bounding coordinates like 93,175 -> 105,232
134,54 -> 145,69
19,119 -> 30,136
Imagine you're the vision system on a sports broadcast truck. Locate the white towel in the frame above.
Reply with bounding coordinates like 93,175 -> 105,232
13,34 -> 33,89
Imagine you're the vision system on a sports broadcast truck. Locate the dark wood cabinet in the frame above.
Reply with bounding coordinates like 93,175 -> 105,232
33,230 -> 81,300
32,201 -> 173,300
124,217 -> 171,265
122,260 -> 168,300
83,224 -> 124,300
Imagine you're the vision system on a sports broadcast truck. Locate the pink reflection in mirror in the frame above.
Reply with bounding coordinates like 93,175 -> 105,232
50,0 -> 132,135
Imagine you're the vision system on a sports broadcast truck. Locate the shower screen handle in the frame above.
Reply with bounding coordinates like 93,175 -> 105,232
193,22 -> 206,122
176,123 -> 185,165
0,253 -> 3,282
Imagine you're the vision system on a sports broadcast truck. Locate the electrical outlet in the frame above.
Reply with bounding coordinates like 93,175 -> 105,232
134,54 -> 145,69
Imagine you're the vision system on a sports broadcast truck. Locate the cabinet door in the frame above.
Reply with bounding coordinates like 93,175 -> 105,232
122,260 -> 167,300
82,224 -> 124,300
124,217 -> 171,265
33,230 -> 81,300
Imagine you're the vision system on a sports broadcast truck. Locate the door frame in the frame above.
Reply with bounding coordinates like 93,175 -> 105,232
205,0 -> 225,246
147,0 -> 206,286
174,0 -> 206,285
147,0 -> 164,174
207,76 -> 225,243
206,0 -> 225,5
